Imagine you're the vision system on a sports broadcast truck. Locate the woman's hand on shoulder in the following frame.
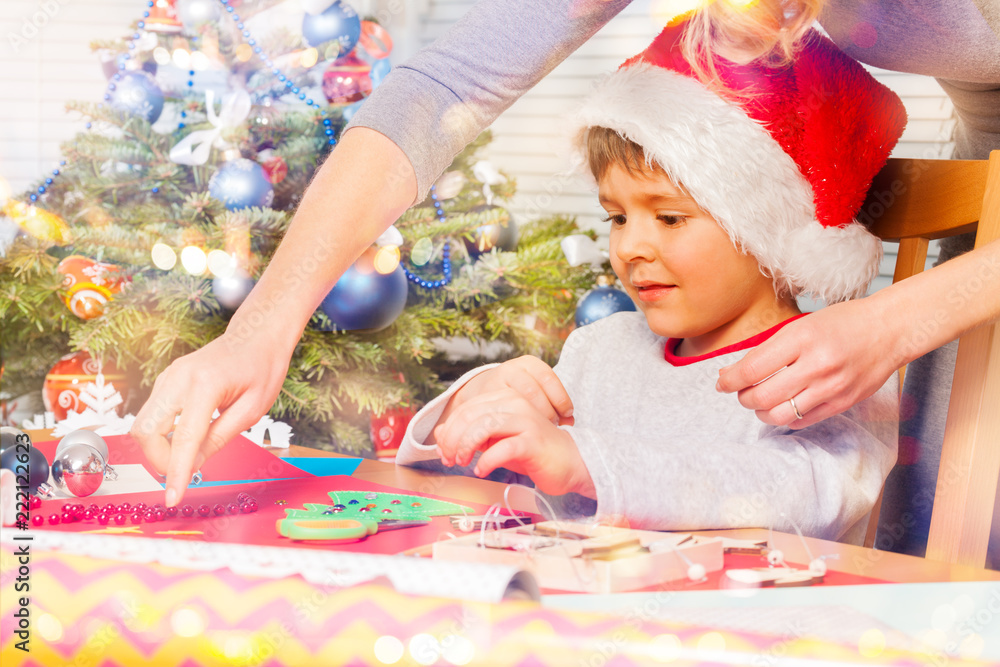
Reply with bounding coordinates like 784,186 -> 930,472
715,299 -> 903,428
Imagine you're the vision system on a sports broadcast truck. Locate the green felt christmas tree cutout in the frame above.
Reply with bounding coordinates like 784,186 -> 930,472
282,490 -> 472,523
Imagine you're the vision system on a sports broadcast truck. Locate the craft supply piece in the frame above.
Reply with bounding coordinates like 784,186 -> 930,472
451,515 -> 532,532
275,517 -> 430,542
719,537 -> 770,555
434,520 -> 724,593
724,566 -> 825,588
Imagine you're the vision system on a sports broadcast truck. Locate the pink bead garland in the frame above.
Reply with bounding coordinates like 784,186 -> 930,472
28,494 -> 259,527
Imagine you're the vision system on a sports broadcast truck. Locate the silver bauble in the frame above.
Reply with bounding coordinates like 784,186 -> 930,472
212,269 -> 255,310
51,443 -> 107,497
177,0 -> 221,27
56,429 -> 109,461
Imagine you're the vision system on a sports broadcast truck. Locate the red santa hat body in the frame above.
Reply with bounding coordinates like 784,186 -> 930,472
570,24 -> 907,303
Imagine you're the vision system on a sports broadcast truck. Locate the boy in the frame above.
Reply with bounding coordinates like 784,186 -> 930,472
396,24 -> 905,544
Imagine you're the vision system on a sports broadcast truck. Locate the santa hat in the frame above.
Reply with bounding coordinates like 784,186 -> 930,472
569,24 -> 907,303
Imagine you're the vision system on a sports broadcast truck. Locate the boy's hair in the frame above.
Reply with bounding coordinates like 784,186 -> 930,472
584,126 -> 659,182
584,125 -> 783,296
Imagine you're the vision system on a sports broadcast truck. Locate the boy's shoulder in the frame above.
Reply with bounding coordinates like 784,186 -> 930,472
564,311 -> 660,349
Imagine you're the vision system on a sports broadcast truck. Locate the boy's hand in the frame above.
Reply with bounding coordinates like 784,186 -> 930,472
438,356 -> 574,435
433,387 -> 594,498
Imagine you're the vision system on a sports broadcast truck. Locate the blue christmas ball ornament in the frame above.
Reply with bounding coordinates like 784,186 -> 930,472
302,1 -> 361,56
575,276 -> 636,327
208,159 -> 274,210
0,441 -> 50,495
320,248 -> 408,331
110,71 -> 164,123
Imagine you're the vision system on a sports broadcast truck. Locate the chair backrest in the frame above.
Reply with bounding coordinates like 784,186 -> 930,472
861,151 -> 1000,567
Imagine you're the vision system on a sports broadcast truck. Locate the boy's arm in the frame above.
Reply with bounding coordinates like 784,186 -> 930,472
559,377 -> 898,542
396,365 -> 498,466
396,356 -> 574,467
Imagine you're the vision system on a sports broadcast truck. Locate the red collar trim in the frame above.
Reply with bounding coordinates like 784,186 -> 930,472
664,313 -> 808,366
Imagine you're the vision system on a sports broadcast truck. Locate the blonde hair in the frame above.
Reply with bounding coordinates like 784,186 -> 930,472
680,0 -> 826,90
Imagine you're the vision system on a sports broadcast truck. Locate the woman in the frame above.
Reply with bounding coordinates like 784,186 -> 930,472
132,0 -> 1000,565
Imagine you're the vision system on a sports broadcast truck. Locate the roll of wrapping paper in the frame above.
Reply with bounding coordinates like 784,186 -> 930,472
2,545 -> 976,666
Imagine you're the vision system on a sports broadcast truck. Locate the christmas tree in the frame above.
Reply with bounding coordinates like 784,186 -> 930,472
0,0 -> 597,454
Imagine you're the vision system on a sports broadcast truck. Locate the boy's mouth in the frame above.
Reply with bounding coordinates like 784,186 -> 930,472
633,282 -> 676,302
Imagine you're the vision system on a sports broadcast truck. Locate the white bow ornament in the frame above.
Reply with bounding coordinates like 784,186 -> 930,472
472,160 -> 506,206
169,89 -> 252,166
561,234 -> 608,267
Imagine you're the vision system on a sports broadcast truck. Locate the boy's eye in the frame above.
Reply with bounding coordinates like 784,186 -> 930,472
602,214 -> 626,226
658,215 -> 686,226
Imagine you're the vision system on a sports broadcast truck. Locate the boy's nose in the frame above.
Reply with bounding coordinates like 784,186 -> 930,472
614,219 -> 656,262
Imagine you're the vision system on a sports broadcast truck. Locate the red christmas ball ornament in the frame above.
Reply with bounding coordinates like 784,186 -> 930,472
261,156 -> 288,185
357,20 -> 393,60
370,405 -> 415,462
43,351 -> 130,421
322,53 -> 373,106
57,255 -> 127,320
145,0 -> 183,33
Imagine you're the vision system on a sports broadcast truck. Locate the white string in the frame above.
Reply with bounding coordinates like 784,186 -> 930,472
779,512 -> 815,563
648,535 -> 707,583
469,484 -> 598,589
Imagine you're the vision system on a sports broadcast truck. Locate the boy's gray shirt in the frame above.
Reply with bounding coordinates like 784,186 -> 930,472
397,312 -> 899,545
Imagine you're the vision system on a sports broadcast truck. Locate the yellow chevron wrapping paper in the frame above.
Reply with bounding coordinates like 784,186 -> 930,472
1,546 -> 990,666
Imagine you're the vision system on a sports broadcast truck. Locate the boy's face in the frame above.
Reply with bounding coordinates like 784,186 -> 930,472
599,163 -> 788,355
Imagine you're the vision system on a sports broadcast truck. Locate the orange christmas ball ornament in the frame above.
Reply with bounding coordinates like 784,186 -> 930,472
43,351 -> 130,421
57,255 -> 127,320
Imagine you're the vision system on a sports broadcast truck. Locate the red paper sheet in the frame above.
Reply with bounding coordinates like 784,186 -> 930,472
31,475 -> 516,555
34,433 -> 312,484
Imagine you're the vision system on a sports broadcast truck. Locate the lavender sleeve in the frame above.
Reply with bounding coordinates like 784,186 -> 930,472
345,0 -> 633,200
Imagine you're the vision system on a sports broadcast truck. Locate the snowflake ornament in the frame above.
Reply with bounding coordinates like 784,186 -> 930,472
25,369 -> 292,446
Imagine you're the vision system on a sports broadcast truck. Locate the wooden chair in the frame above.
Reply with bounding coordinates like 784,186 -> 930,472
861,150 -> 1000,568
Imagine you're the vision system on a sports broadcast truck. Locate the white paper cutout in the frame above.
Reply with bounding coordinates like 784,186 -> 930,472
24,371 -> 292,446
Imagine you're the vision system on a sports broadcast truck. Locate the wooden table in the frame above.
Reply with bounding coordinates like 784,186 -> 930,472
29,430 -> 999,584
273,445 -> 1000,585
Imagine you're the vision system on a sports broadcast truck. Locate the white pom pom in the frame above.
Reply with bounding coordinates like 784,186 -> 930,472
809,558 -> 827,576
767,549 -> 784,566
687,563 -> 706,582
456,517 -> 475,533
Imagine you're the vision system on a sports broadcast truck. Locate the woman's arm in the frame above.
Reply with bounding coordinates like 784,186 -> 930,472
347,0 -> 633,198
716,238 -> 1000,427
132,0 -> 634,507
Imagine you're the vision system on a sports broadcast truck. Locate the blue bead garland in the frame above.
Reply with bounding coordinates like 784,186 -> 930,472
215,0 -> 336,145
402,185 -> 453,290
178,69 -> 195,131
30,0 -> 341,201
